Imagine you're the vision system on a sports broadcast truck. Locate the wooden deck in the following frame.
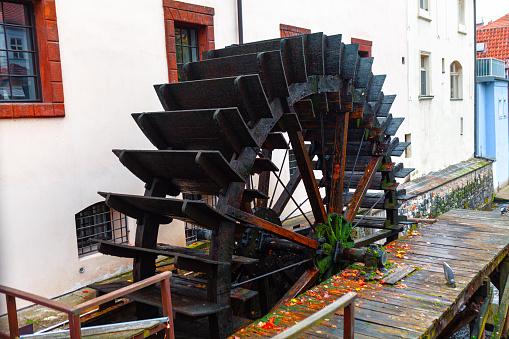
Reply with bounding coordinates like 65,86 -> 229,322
230,209 -> 509,338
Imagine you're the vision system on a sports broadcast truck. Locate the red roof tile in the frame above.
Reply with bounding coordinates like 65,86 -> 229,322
477,13 -> 509,63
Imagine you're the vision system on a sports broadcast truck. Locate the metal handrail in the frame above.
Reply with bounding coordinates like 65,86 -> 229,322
0,271 -> 174,339
272,292 -> 357,339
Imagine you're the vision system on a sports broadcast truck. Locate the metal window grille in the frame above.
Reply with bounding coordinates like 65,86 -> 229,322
289,150 -> 298,177
75,202 -> 128,256
0,1 -> 41,102
183,194 -> 218,244
175,25 -> 199,81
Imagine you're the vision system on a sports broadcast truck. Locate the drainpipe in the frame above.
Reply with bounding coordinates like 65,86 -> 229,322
474,0 -> 478,157
237,0 -> 243,44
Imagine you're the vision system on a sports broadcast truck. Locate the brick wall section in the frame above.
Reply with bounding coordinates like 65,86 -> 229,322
280,24 -> 310,38
399,159 -> 494,219
163,0 -> 214,83
351,38 -> 372,57
0,0 -> 64,119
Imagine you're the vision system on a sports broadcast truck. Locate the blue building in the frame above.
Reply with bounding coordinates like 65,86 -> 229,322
476,58 -> 509,192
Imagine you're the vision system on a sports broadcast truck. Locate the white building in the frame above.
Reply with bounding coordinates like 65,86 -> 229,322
0,0 -> 474,312
403,0 -> 476,178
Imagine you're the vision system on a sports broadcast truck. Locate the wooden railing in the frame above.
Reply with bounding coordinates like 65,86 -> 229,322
272,292 -> 357,339
0,271 -> 174,339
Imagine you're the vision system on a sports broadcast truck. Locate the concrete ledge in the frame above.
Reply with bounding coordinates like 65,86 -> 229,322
399,158 -> 494,218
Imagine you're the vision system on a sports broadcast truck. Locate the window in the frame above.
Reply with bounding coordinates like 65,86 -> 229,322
183,194 -> 217,244
450,61 -> 462,99
460,117 -> 463,135
280,24 -> 310,38
441,58 -> 445,73
163,1 -> 214,83
75,202 -> 128,257
0,1 -> 40,102
352,38 -> 372,58
420,53 -> 431,97
0,0 -> 64,119
289,150 -> 298,177
458,0 -> 465,25
418,0 -> 431,21
405,134 -> 412,158
458,0 -> 466,33
175,26 -> 199,81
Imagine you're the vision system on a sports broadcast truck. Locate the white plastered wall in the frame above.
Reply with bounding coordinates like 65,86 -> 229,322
404,0 -> 475,178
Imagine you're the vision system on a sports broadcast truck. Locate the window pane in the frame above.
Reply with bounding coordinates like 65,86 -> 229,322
6,27 -> 33,51
190,29 -> 197,46
181,29 -> 189,46
421,56 -> 425,68
176,45 -> 183,64
3,2 -> 29,25
175,28 -> 181,45
450,76 -> 454,98
8,51 -> 35,75
0,51 -> 7,73
421,70 -> 426,95
11,76 -> 37,100
0,76 -> 10,100
183,47 -> 190,63
191,47 -> 197,62
0,26 -> 5,49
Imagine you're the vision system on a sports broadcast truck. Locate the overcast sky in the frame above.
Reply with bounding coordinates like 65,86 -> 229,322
476,0 -> 509,24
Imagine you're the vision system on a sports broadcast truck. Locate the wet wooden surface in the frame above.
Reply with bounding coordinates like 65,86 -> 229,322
229,209 -> 509,338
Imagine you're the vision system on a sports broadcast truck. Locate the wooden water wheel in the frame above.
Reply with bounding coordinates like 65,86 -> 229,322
95,32 -> 413,338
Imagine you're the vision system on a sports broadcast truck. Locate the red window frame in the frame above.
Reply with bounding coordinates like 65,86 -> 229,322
163,0 -> 214,83
0,0 -> 64,119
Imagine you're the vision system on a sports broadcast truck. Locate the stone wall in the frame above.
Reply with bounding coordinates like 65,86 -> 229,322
399,159 -> 494,219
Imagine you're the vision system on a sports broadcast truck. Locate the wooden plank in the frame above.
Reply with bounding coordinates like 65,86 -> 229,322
354,230 -> 398,248
344,156 -> 382,223
227,207 -> 318,249
287,130 -> 327,224
329,113 -> 349,214
384,266 -> 416,285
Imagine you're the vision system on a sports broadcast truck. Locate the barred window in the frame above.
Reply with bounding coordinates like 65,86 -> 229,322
75,202 -> 128,257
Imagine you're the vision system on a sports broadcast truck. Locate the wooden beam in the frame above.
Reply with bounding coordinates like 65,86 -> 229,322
227,207 -> 318,249
330,113 -> 349,213
287,130 -> 327,224
343,156 -> 382,223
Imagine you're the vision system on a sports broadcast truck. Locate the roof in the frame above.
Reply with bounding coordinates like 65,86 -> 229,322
477,13 -> 509,62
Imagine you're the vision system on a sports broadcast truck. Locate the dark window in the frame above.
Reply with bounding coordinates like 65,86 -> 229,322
289,150 -> 298,177
175,25 -> 199,81
75,202 -> 129,257
0,1 -> 40,101
183,194 -> 217,244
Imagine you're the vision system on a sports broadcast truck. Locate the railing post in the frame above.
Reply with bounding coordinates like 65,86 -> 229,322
6,295 -> 19,339
68,311 -> 81,339
160,276 -> 175,339
344,302 -> 355,339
